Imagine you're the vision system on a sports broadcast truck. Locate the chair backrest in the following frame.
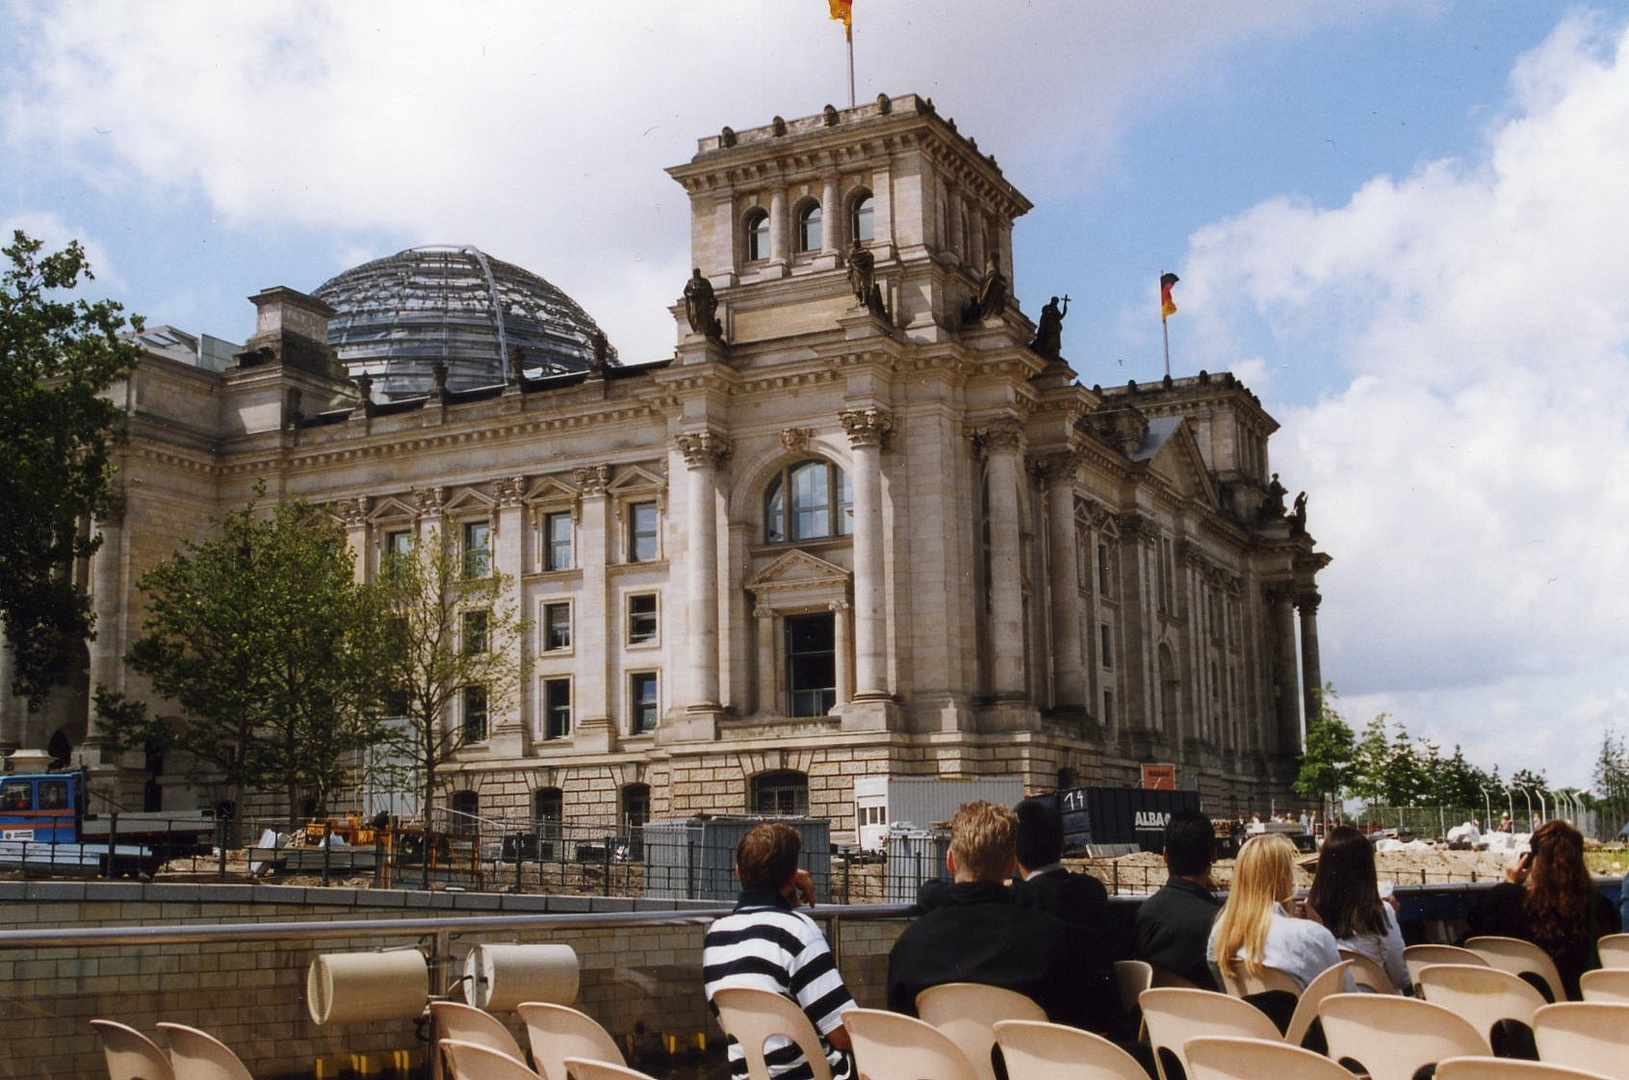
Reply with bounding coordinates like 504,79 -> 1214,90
1214,961 -> 1300,998
1532,1002 -> 1629,1079
844,1007 -> 981,1080
440,1040 -> 542,1080
1579,968 -> 1629,1003
1283,960 -> 1351,1048
430,1001 -> 527,1064
91,1019 -> 176,1080
1139,988 -> 1282,1080
1184,1035 -> 1359,1080
991,1019 -> 1148,1080
1113,960 -> 1153,1014
1416,963 -> 1548,1050
1318,993 -> 1488,1080
915,982 -> 1047,1080
1403,944 -> 1489,995
562,1058 -> 665,1080
1338,947 -> 1400,994
1465,935 -> 1568,1003
1597,933 -> 1629,970
1435,1057 -> 1619,1080
708,988 -> 834,1080
516,1002 -> 624,1080
154,1024 -> 254,1080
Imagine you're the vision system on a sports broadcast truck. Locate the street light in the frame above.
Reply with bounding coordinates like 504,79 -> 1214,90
1517,785 -> 1534,830
1478,783 -> 1495,833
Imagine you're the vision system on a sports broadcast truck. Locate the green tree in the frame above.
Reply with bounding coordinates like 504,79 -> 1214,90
1295,685 -> 1354,822
101,497 -> 396,834
1348,714 -> 1393,806
0,231 -> 143,706
374,520 -> 525,884
1591,727 -> 1629,834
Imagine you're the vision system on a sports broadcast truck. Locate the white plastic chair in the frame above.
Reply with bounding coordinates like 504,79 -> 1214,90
709,987 -> 834,1080
154,1024 -> 254,1080
992,1019 -> 1148,1080
1435,1057 -> 1617,1080
563,1058 -> 665,1080
1283,960 -> 1352,1048
91,1019 -> 176,1080
1466,935 -> 1569,1003
844,1007 -> 981,1080
1338,947 -> 1402,994
916,982 -> 1046,1080
1318,992 -> 1488,1080
441,1039 -> 541,1080
1579,968 -> 1629,1003
1596,933 -> 1629,969
431,1000 -> 527,1065
1532,1001 -> 1629,1079
1139,988 -> 1281,1080
1184,1035 -> 1359,1080
1417,962 -> 1548,1055
1403,943 -> 1489,996
517,1002 -> 624,1080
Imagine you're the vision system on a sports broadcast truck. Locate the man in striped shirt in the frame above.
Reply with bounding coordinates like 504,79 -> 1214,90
702,823 -> 856,1080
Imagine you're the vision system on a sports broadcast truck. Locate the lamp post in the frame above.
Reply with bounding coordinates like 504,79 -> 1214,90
1536,789 -> 1548,824
1517,786 -> 1534,830
1479,784 -> 1494,833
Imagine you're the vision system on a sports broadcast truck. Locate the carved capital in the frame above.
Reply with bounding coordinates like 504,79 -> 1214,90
413,486 -> 446,516
1029,450 -> 1078,486
95,488 -> 127,527
493,476 -> 527,507
839,407 -> 894,448
573,465 -> 610,497
780,427 -> 811,454
1117,511 -> 1149,539
1296,591 -> 1322,615
676,430 -> 733,469
1263,582 -> 1296,608
971,418 -> 1023,455
332,496 -> 369,528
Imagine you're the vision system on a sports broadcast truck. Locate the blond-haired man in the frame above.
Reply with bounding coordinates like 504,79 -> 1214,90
885,801 -> 1115,1032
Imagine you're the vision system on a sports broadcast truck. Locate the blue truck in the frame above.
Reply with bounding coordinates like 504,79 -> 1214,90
0,769 -> 214,877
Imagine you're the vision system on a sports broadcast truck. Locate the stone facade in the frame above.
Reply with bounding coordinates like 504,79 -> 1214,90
1,94 -> 1327,835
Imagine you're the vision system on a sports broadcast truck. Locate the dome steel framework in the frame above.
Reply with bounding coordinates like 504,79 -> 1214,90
313,245 -> 618,399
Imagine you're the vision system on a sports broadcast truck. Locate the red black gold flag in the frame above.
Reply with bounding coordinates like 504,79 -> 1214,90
1160,272 -> 1179,321
829,0 -> 853,41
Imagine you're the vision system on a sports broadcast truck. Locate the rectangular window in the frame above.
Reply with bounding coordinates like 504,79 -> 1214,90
462,684 -> 488,743
543,511 -> 573,571
543,678 -> 571,740
630,672 -> 658,734
464,520 -> 491,578
462,609 -> 489,655
1097,543 -> 1112,595
628,501 -> 658,562
785,612 -> 837,717
383,529 -> 413,581
1102,689 -> 1114,727
1099,624 -> 1113,668
543,601 -> 572,651
628,593 -> 658,645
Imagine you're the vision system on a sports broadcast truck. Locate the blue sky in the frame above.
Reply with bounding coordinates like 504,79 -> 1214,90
5,2 -> 1628,793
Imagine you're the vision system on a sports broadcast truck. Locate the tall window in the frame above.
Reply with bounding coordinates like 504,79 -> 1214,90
463,520 -> 491,578
534,787 -> 563,841
462,684 -> 488,743
752,770 -> 809,816
628,593 -> 658,644
543,678 -> 571,740
785,612 -> 836,717
543,511 -> 573,570
764,460 -> 852,543
1099,624 -> 1113,668
746,209 -> 770,261
543,601 -> 571,651
450,789 -> 479,823
629,672 -> 659,734
462,610 -> 488,655
851,193 -> 874,244
628,501 -> 659,562
1097,543 -> 1113,595
796,203 -> 821,252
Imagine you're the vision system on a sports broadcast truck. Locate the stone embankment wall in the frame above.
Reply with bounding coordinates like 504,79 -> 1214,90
0,880 -> 905,1080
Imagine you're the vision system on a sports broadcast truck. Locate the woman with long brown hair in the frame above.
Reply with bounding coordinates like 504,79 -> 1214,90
1467,818 -> 1621,998
1307,825 -> 1409,992
1207,832 -> 1344,990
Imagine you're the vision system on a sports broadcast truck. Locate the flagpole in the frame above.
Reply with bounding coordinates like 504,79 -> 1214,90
1162,317 -> 1171,379
847,31 -> 855,107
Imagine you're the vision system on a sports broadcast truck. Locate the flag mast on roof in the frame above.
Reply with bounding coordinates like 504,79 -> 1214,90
829,0 -> 855,107
1160,272 -> 1180,378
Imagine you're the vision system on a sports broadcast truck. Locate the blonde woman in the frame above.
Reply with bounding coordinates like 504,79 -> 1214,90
1207,832 -> 1344,990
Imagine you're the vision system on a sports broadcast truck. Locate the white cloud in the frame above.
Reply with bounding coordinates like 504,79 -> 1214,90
1181,12 -> 1629,783
0,209 -> 126,291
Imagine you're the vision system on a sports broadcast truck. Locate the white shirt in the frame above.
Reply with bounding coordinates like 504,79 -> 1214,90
1207,904 -> 1347,990
1333,903 -> 1409,993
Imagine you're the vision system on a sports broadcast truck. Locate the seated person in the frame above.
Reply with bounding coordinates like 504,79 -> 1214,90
1134,810 -> 1223,989
703,823 -> 856,1080
887,801 -> 1116,1033
1010,797 -> 1125,990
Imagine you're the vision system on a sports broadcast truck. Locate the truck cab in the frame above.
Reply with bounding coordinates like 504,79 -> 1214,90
0,771 -> 82,844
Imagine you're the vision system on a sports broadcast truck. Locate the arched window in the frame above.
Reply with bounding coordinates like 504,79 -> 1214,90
534,787 -> 563,842
765,460 -> 852,543
745,209 -> 770,261
751,770 -> 809,816
850,193 -> 874,245
796,202 -> 822,253
450,789 -> 479,823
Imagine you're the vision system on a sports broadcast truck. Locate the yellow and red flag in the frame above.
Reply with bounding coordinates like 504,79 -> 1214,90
1160,272 -> 1179,321
829,0 -> 853,41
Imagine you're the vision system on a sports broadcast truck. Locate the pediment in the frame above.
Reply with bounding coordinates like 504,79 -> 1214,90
525,475 -> 579,504
745,548 -> 850,596
367,496 -> 419,524
443,487 -> 497,515
1139,418 -> 1219,509
608,464 -> 665,493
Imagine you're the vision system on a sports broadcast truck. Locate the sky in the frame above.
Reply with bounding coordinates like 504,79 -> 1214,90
4,1 -> 1628,793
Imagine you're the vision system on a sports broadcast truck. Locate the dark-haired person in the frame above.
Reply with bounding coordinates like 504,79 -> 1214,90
703,822 -> 856,1080
1307,825 -> 1409,993
1467,818 -> 1620,1000
1134,810 -> 1223,989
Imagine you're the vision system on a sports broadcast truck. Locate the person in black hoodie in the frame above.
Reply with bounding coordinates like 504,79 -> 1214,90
886,801 -> 1117,1033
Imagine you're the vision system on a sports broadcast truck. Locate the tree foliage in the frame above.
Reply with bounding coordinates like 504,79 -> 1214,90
1295,684 -> 1354,812
0,231 -> 143,706
100,497 -> 396,830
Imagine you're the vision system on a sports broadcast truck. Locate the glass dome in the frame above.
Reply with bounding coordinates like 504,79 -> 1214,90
313,245 -> 618,400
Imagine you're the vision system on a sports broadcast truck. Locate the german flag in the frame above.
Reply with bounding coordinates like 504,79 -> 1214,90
1161,272 -> 1179,321
829,0 -> 852,41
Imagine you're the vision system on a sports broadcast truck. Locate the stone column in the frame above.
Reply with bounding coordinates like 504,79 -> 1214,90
81,495 -> 128,752
830,600 -> 851,707
1268,583 -> 1302,753
332,496 -> 369,584
821,176 -> 841,255
1297,591 -> 1323,724
979,420 -> 1026,699
754,606 -> 778,717
573,467 -> 612,745
840,407 -> 894,699
676,431 -> 731,711
1034,452 -> 1084,709
769,187 -> 789,270
493,477 -> 526,738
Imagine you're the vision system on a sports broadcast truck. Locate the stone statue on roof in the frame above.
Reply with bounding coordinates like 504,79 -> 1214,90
683,268 -> 723,339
